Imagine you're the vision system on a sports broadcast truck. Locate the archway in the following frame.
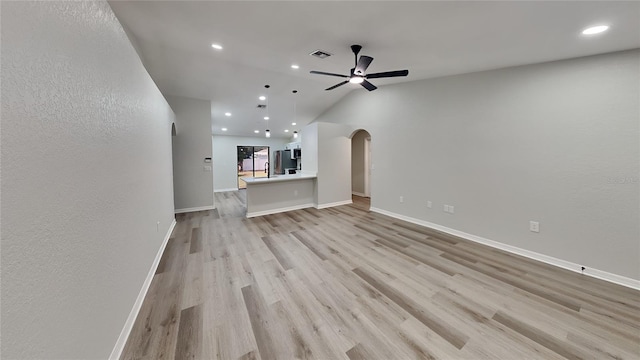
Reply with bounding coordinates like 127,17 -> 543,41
350,129 -> 371,211
171,122 -> 179,211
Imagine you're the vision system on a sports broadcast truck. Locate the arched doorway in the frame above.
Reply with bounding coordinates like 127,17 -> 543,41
350,129 -> 371,211
171,122 -> 178,210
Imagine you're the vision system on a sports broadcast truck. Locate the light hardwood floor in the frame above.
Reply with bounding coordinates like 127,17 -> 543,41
121,191 -> 640,360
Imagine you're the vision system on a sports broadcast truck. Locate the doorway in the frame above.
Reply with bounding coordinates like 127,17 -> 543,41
237,146 -> 270,189
351,129 -> 371,210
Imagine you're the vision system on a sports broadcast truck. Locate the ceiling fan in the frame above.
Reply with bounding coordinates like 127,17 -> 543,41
310,45 -> 409,91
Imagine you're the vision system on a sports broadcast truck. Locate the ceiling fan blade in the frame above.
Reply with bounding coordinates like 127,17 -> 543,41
361,80 -> 377,91
310,70 -> 349,78
354,55 -> 373,75
325,81 -> 349,91
366,70 -> 409,79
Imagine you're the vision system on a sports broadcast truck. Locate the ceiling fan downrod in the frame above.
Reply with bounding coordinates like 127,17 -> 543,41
351,44 -> 362,67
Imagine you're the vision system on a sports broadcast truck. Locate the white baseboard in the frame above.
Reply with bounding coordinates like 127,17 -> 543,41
352,191 -> 368,197
214,188 -> 238,193
370,207 -> 640,291
316,199 -> 353,209
109,218 -> 177,360
174,205 -> 215,214
246,203 -> 315,218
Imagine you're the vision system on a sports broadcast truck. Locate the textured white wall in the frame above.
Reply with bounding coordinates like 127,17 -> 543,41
301,123 -> 318,175
317,123 -> 353,206
314,50 -> 640,280
1,1 -> 176,358
166,95 -> 214,211
212,135 -> 288,191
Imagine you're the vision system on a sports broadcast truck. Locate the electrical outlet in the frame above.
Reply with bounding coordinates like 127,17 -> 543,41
427,201 -> 432,208
294,190 -> 298,196
203,166 -> 212,171
156,221 -> 160,232
449,206 -> 455,214
399,196 -> 404,203
529,221 -> 539,233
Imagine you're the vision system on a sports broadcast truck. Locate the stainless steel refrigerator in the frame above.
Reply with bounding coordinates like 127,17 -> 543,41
274,150 -> 297,175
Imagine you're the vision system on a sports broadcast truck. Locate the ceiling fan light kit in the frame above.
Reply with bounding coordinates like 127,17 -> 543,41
310,44 -> 409,91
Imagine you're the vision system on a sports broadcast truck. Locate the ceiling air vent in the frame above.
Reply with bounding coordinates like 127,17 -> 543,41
310,49 -> 332,59
257,104 -> 267,109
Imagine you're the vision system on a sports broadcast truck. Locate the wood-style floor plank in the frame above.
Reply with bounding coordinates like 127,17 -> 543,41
353,267 -> 470,350
174,304 -> 202,360
121,192 -> 640,360
241,284 -> 278,360
492,311 -> 586,360
189,228 -> 202,254
260,235 -> 295,270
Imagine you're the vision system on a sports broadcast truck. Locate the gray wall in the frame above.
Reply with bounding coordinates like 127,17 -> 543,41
212,135 -> 288,191
166,95 -> 214,211
314,50 -> 640,280
301,123 -> 319,175
351,130 -> 370,195
246,179 -> 315,216
1,1 -> 176,358
317,123 -> 353,207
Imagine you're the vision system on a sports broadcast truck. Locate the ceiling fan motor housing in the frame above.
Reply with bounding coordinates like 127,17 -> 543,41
309,45 -> 409,91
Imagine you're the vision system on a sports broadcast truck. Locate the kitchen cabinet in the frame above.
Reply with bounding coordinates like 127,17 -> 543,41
284,142 -> 301,150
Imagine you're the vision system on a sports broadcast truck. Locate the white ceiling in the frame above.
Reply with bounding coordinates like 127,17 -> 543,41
108,1 -> 640,138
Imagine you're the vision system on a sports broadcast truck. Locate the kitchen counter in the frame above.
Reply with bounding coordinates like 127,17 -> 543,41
241,173 -> 316,184
241,173 -> 317,218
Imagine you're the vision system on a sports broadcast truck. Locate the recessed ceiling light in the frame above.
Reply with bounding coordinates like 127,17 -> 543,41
582,25 -> 609,35
211,43 -> 223,50
292,122 -> 297,126
264,116 -> 269,120
284,129 -> 289,132
254,130 -> 259,133
221,127 -> 227,131
224,112 -> 231,116
291,64 -> 300,69
259,96 -> 266,101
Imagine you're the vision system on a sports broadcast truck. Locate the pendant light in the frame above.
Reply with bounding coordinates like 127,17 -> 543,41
292,90 -> 298,139
264,84 -> 271,138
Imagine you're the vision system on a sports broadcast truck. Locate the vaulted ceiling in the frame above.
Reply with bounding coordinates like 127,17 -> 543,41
109,1 -> 640,138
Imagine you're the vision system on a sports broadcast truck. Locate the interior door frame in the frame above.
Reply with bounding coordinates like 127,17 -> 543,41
364,137 -> 371,197
237,145 -> 270,189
